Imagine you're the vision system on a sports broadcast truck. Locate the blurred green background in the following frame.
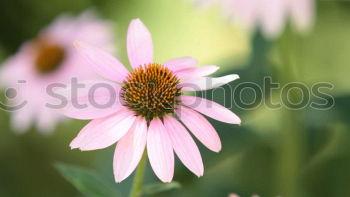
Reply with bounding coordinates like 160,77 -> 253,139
1,0 -> 350,197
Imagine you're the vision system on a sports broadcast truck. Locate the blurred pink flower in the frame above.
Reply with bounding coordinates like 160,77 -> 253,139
228,193 -> 240,197
67,19 -> 241,182
0,10 -> 115,133
198,0 -> 314,38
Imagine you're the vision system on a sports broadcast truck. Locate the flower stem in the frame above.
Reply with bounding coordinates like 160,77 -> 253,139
128,152 -> 147,197
274,29 -> 305,197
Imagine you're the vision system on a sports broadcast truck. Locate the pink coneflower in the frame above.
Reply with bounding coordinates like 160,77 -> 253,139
197,0 -> 314,38
66,19 -> 241,182
0,11 -> 115,133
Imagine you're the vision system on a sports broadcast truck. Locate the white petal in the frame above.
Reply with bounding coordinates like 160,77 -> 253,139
180,74 -> 239,91
174,65 -> 219,80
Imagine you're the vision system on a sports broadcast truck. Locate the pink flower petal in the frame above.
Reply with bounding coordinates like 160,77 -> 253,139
289,0 -> 314,33
74,41 -> 129,82
164,57 -> 198,72
180,74 -> 239,91
176,106 -> 221,152
260,0 -> 286,39
225,0 -> 259,31
180,96 -> 241,124
164,116 -> 204,177
70,108 -> 136,151
114,117 -> 147,182
11,106 -> 34,133
127,19 -> 153,69
60,80 -> 123,120
37,108 -> 61,133
147,118 -> 174,182
229,193 -> 240,197
174,65 -> 219,80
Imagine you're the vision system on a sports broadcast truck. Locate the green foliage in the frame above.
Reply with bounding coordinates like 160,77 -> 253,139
143,182 -> 181,195
55,163 -> 120,197
1,1 -> 350,197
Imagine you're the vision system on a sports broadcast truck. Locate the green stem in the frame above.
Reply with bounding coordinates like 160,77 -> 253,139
128,153 -> 147,197
275,28 -> 305,197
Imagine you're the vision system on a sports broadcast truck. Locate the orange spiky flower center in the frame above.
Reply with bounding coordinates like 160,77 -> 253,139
121,63 -> 181,122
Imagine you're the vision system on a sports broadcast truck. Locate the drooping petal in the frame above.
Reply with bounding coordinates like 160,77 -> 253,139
176,106 -> 221,152
164,57 -> 198,72
37,108 -> 62,133
174,65 -> 219,80
147,118 -> 174,182
180,96 -> 241,124
164,116 -> 204,177
11,106 -> 34,133
180,74 -> 239,91
260,0 -> 286,39
114,117 -> 147,182
74,41 -> 129,82
288,0 -> 314,33
127,19 -> 153,69
70,109 -> 136,151
60,80 -> 123,120
224,0 -> 259,31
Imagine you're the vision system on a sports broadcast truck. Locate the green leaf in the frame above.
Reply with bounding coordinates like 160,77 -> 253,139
55,163 -> 120,197
143,182 -> 181,195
